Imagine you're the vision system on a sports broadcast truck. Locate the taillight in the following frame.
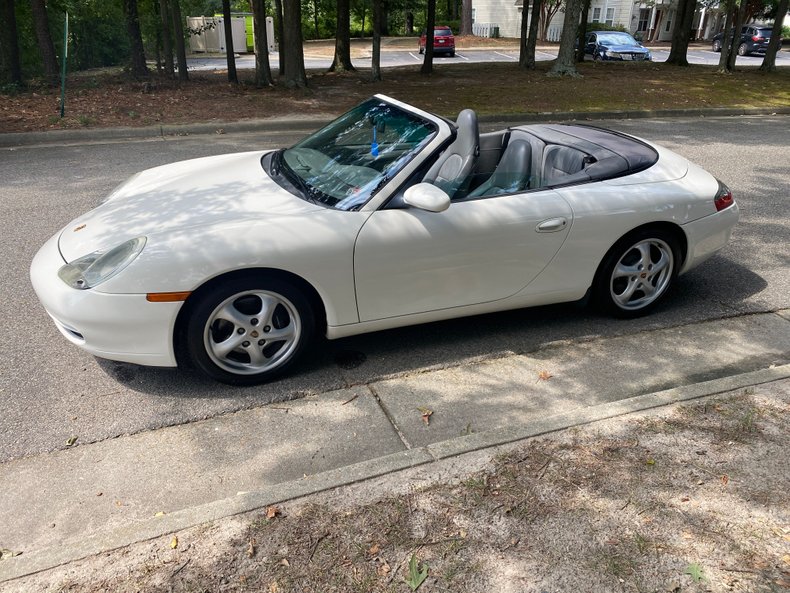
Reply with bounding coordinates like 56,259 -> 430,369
714,181 -> 734,211
752,35 -> 762,41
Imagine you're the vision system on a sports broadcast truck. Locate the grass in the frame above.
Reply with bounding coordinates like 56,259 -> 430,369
1,60 -> 788,133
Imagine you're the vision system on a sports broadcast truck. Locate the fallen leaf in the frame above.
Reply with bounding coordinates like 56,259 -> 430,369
247,538 -> 256,558
646,458 -> 656,466
405,553 -> 429,591
537,370 -> 553,381
368,543 -> 380,556
170,536 -> 178,549
417,407 -> 433,425
269,582 -> 279,593
266,506 -> 279,520
377,560 -> 391,576
783,554 -> 790,566
66,436 -> 78,446
721,474 -> 729,486
680,496 -> 690,502
154,511 -> 166,517
279,558 -> 290,567
685,562 -> 706,582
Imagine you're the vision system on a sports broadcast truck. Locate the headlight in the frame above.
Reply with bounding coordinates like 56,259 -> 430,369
607,50 -> 621,58
58,237 -> 146,290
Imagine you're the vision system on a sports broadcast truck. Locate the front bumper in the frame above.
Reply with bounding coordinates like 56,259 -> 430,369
680,202 -> 740,274
30,232 -> 181,367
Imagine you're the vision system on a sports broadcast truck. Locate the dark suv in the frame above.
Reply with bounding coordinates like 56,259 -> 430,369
712,25 -> 773,56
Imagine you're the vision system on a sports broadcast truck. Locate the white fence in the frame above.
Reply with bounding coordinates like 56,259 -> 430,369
472,23 -> 500,38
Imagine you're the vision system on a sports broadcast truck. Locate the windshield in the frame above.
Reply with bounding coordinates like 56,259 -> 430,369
279,99 -> 437,211
598,33 -> 639,46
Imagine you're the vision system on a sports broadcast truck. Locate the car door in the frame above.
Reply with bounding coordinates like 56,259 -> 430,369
353,191 -> 573,322
585,33 -> 597,57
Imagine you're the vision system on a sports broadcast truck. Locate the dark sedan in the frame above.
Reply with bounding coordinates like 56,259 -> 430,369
712,25 -> 773,56
584,31 -> 652,61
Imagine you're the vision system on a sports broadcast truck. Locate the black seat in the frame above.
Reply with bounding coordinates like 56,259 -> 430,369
541,145 -> 587,186
465,140 -> 532,199
422,109 -> 479,198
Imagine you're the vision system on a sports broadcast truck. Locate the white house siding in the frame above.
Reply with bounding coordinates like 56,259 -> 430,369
472,0 -> 523,38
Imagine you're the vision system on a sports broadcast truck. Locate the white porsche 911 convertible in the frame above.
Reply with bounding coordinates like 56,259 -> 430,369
31,95 -> 739,385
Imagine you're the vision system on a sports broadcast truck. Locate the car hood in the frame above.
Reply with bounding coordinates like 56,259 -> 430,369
58,150 -> 323,262
602,43 -> 649,53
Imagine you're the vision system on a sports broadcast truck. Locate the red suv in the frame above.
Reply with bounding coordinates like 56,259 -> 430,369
419,26 -> 456,57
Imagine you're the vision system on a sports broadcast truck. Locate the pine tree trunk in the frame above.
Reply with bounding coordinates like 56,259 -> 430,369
549,0 -> 582,76
171,0 -> 188,80
759,0 -> 787,72
371,0 -> 382,81
421,0 -> 436,75
576,0 -> 590,63
251,0 -> 274,86
2,0 -> 23,84
159,0 -> 174,77
460,0 -> 472,35
30,0 -> 58,82
282,0 -> 307,87
330,0 -> 355,72
519,0 -> 529,68
725,0 -> 747,71
274,0 -> 284,72
123,0 -> 148,78
524,0 -> 542,69
222,0 -> 238,83
666,0 -> 696,66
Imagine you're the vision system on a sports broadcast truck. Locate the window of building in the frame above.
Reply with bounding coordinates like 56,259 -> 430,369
665,10 -> 673,32
605,7 -> 615,26
592,7 -> 602,22
637,8 -> 650,32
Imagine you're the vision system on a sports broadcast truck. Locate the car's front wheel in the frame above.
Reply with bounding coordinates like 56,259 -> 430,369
593,228 -> 681,318
185,276 -> 315,385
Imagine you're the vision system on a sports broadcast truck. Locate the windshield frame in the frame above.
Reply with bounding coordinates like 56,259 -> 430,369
271,96 -> 452,212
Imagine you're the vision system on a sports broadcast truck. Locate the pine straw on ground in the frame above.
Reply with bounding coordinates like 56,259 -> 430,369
2,61 -> 788,134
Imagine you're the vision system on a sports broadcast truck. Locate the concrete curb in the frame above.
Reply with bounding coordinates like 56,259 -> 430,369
2,363 -> 788,583
3,107 -> 789,148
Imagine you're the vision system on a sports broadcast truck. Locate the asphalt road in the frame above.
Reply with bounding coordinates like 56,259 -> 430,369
185,47 -> 790,71
0,115 -> 788,464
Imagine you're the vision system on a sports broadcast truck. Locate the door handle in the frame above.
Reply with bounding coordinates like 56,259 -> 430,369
536,217 -> 568,233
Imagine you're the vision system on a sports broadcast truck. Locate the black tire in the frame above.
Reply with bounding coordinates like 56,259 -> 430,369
449,50 -> 455,57
419,46 -> 424,54
592,228 -> 682,318
594,53 -> 603,62
738,43 -> 748,56
184,276 -> 315,385
712,39 -> 721,52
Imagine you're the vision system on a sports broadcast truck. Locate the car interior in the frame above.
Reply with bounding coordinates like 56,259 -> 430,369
421,109 -> 659,202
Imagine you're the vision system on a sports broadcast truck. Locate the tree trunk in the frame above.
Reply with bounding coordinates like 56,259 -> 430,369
330,0 -> 355,72
30,0 -> 58,82
171,0 -> 188,80
274,0 -> 284,72
251,0 -> 274,86
421,0 -> 436,75
461,0 -> 472,35
282,0 -> 307,87
159,0 -> 174,77
759,0 -> 787,72
665,0 -> 696,66
549,0 -> 582,76
576,0 -> 590,62
519,0 -> 529,67
312,0 -> 319,39
371,0 -> 382,81
726,0 -> 747,71
524,0 -> 542,69
222,0 -> 238,83
2,0 -> 23,85
122,0 -> 148,78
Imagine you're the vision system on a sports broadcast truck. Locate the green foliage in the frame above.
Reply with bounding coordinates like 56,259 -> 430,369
585,21 -> 628,33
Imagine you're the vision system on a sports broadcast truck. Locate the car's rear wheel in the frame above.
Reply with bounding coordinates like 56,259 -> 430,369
738,42 -> 748,56
419,46 -> 424,54
449,50 -> 455,57
593,228 -> 681,318
712,39 -> 722,52
185,276 -> 314,385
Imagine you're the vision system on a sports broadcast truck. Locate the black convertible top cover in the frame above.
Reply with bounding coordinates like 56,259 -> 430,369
513,123 -> 659,185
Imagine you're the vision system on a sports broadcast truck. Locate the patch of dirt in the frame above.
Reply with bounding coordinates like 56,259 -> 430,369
2,60 -> 788,134
5,381 -> 789,592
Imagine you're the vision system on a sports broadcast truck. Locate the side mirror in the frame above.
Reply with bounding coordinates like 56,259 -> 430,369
403,183 -> 451,213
